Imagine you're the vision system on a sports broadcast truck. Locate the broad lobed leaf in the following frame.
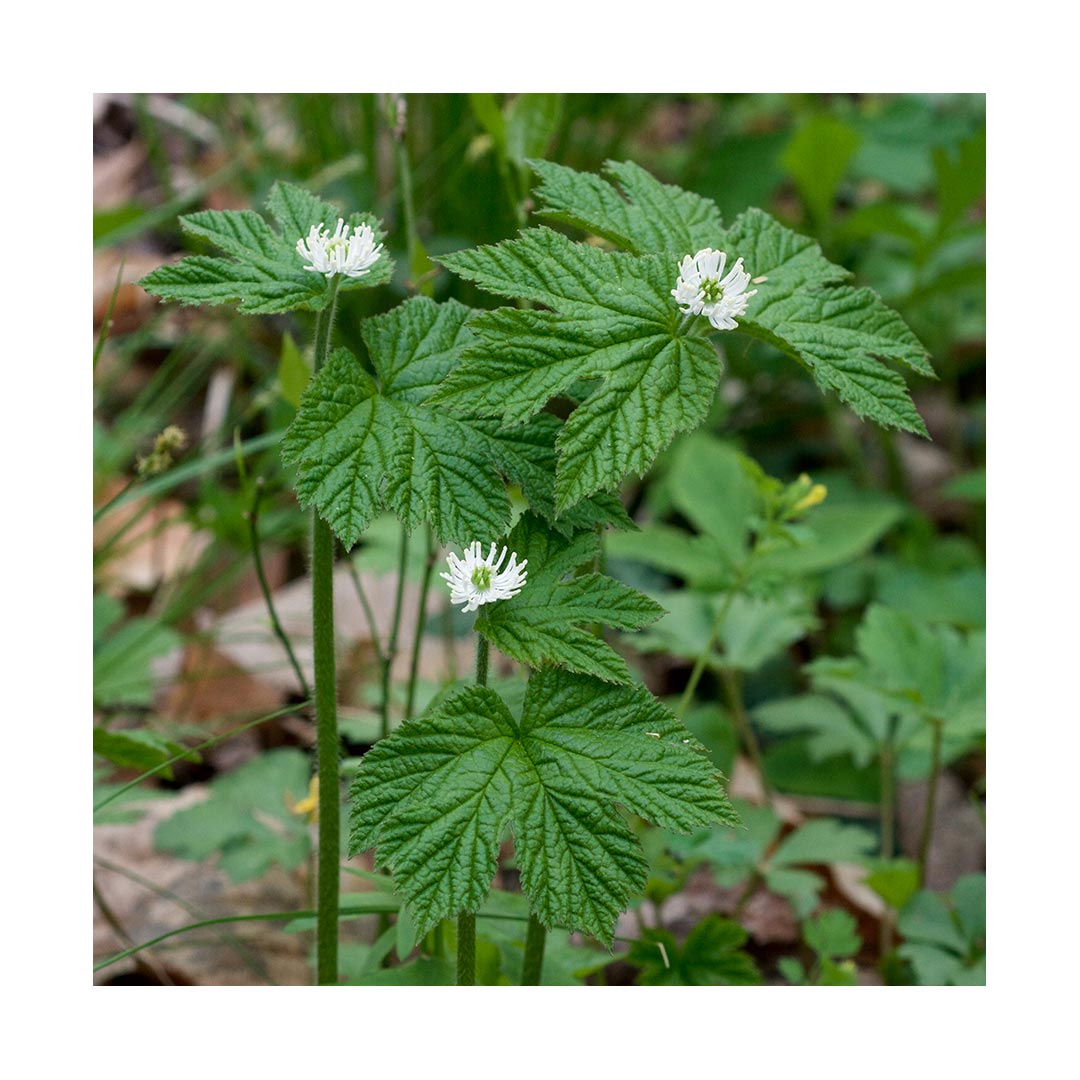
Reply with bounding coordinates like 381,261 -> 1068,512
139,182 -> 393,314
436,228 -> 722,512
282,297 -> 630,546
475,513 -> 664,683
523,161 -> 935,437
349,667 -> 737,944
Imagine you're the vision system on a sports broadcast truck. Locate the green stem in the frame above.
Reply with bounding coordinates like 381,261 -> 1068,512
92,476 -> 137,524
247,478 -> 311,700
93,260 -> 125,371
878,730 -> 897,956
441,600 -> 459,682
720,666 -> 773,802
311,279 -> 342,986
345,557 -> 386,668
521,913 -> 547,985
391,96 -> 434,297
380,526 -> 410,740
916,717 -> 945,888
456,913 -> 477,986
404,526 -> 437,723
474,634 -> 489,688
675,562 -> 752,720
457,635 -> 490,986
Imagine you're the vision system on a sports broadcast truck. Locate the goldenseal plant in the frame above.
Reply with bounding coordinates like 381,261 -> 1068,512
139,156 -> 933,986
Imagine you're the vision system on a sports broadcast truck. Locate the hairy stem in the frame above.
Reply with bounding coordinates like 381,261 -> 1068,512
457,635 -> 490,986
916,717 -> 945,888
521,913 -> 547,985
312,278 -> 342,986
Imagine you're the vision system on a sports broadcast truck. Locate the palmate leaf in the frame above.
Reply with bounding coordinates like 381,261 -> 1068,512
138,182 -> 393,314
281,297 -> 626,547
476,513 -> 664,683
434,228 -> 721,512
509,160 -> 935,445
348,667 -> 737,944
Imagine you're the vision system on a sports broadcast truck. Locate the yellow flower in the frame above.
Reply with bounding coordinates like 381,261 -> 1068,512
288,776 -> 319,823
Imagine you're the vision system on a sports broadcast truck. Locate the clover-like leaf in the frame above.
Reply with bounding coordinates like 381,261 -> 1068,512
475,513 -> 664,683
348,668 -> 737,944
139,182 -> 393,314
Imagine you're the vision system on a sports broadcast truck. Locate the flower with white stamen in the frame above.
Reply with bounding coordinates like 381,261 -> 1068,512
296,218 -> 383,279
672,248 -> 757,330
440,541 -> 528,614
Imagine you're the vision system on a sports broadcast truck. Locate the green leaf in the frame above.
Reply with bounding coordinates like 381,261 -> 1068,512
665,434 -> 756,569
781,115 -> 861,227
93,599 -> 180,709
282,297 -> 624,547
724,209 -> 933,435
476,513 -> 664,683
714,592 -> 818,672
348,667 -> 737,944
770,817 -> 877,868
139,182 -> 392,314
628,916 -> 761,986
277,331 -> 310,409
807,606 -> 985,768
899,942 -> 964,986
470,414 -> 635,538
528,161 -> 933,436
606,524 -> 731,590
897,891 -> 967,954
803,908 -> 861,961
777,956 -> 808,985
529,158 -> 725,256
633,590 -> 816,674
753,693 -> 877,769
764,866 -> 829,920
951,873 -> 986,945
281,298 -> 509,547
154,749 -> 312,882
93,727 -> 196,779
505,95 -> 563,164
897,877 -> 985,986
864,858 -> 921,911
933,127 -> 986,233
755,499 -> 905,578
857,605 -> 985,721
434,227 -> 721,512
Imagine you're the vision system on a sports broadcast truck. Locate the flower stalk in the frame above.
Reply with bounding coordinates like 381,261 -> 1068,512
312,277 -> 342,985
457,633 -> 490,986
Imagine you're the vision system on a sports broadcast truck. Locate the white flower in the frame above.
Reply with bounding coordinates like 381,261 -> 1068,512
296,218 -> 383,279
440,541 -> 528,614
672,248 -> 757,330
